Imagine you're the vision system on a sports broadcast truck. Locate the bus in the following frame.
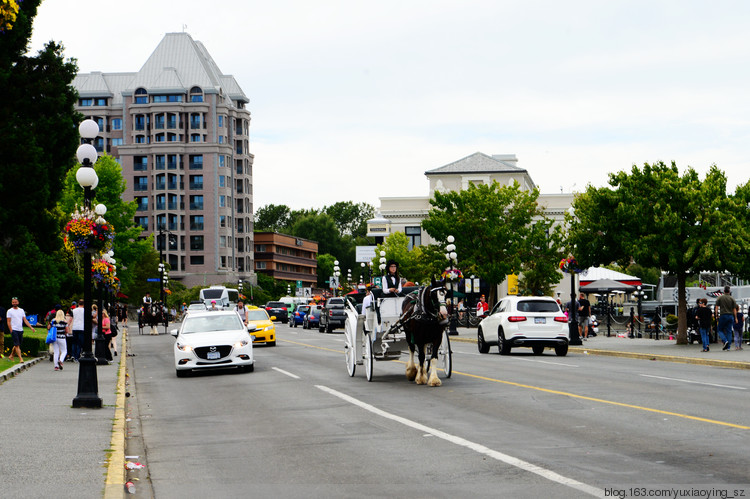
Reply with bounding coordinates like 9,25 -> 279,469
199,286 -> 240,309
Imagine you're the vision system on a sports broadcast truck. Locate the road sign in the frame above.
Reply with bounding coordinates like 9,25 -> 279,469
296,280 -> 302,288
146,278 -> 160,282
329,276 -> 339,289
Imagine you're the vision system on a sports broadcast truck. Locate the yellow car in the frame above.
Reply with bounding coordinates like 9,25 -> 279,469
245,306 -> 276,346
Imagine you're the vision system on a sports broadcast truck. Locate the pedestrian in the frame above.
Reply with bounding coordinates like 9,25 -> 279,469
714,286 -> 737,351
71,298 -> 85,361
383,260 -> 403,296
457,299 -> 465,321
49,309 -> 69,370
236,300 -> 248,325
65,309 -> 74,361
577,292 -> 592,340
108,305 -> 119,356
101,309 -> 113,362
695,298 -> 712,352
208,300 -> 220,311
476,295 -> 489,318
6,297 -> 36,363
628,307 -> 636,338
733,304 -> 744,350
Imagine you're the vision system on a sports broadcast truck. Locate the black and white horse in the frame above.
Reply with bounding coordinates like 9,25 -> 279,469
401,280 -> 449,386
141,302 -> 166,335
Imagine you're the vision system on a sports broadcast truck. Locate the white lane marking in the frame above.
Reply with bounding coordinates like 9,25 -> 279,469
512,357 -> 579,368
272,367 -> 300,379
639,373 -> 746,390
316,385 -> 601,497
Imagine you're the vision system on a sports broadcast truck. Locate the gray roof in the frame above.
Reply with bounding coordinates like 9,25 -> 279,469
425,152 -> 527,175
74,33 -> 248,104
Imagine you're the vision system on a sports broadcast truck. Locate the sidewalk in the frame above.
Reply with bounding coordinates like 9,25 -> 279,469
0,332 -> 127,499
450,327 -> 750,369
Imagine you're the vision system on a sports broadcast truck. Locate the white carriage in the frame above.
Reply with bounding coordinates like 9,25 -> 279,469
343,291 -> 452,382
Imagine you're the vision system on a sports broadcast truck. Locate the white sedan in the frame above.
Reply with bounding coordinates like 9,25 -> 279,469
172,311 -> 254,377
477,296 -> 570,356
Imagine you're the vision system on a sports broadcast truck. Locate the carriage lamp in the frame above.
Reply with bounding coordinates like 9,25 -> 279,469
446,235 -> 459,336
73,119 -> 102,408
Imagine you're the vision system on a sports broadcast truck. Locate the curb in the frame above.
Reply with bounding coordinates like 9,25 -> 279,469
104,329 -> 128,498
569,347 -> 750,370
0,356 -> 44,384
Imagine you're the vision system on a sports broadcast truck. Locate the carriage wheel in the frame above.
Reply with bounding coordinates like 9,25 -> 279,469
345,323 -> 356,377
440,329 -> 452,378
364,332 -> 373,382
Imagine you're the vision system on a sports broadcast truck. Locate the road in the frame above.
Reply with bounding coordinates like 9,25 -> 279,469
125,325 -> 750,499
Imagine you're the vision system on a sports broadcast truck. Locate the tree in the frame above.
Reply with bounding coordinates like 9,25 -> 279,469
567,162 -> 750,344
422,181 -> 559,304
518,221 -> 564,296
0,0 -> 80,312
254,204 -> 291,232
324,201 -> 374,238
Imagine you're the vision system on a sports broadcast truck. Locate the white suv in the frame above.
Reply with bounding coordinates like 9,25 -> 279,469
477,296 -> 570,356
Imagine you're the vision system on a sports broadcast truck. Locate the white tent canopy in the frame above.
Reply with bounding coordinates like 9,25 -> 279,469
579,267 -> 641,286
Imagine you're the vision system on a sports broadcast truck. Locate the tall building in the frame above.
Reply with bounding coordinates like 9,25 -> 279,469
72,33 -> 255,288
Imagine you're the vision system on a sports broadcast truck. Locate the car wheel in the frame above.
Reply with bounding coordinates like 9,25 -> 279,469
176,369 -> 188,378
477,328 -> 490,354
498,332 -> 512,355
243,364 -> 254,373
532,345 -> 545,355
554,344 -> 568,357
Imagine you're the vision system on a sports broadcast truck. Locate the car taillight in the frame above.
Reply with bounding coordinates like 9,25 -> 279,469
329,310 -> 334,317
265,307 -> 271,311
507,316 -> 527,322
282,307 -> 287,311
554,316 -> 567,323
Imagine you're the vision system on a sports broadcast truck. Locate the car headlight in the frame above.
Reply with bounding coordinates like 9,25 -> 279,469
176,342 -> 193,352
234,339 -> 249,348
264,325 -> 274,331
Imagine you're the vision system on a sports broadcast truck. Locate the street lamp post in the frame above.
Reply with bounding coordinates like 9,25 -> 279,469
378,251 -> 387,285
635,285 -> 643,338
333,260 -> 340,297
446,235 -> 459,336
73,119 -> 102,408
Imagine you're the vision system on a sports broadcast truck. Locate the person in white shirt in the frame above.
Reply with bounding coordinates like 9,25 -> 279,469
383,260 -> 402,296
71,299 -> 86,361
6,297 -> 36,363
236,301 -> 248,325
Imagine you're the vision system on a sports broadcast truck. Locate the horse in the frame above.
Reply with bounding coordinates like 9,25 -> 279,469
401,280 -> 449,386
141,302 -> 166,335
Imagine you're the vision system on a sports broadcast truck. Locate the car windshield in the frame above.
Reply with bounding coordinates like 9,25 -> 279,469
188,304 -> 206,311
516,300 -> 560,313
297,306 -> 310,313
247,310 -> 269,321
182,315 -> 243,334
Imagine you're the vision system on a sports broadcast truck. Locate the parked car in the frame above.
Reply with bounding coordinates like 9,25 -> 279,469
264,301 -> 289,323
245,306 -> 276,346
290,305 -> 311,328
171,311 -> 254,377
319,297 -> 347,333
477,296 -> 569,356
303,306 -> 322,329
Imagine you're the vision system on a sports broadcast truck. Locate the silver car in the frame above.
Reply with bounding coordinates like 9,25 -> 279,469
172,311 -> 254,377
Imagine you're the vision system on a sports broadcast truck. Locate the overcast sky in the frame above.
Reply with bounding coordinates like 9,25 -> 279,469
28,0 -> 750,210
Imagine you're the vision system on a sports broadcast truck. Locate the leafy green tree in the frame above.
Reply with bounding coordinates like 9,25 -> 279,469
0,0 -> 80,312
567,162 -> 750,344
518,221 -> 564,296
324,201 -> 374,238
254,204 -> 291,232
422,181 -> 558,304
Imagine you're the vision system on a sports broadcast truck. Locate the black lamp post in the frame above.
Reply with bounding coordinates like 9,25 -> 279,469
446,235 -> 459,336
73,119 -> 102,408
568,272 -> 582,346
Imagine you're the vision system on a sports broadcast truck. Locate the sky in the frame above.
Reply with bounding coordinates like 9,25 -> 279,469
28,0 -> 750,210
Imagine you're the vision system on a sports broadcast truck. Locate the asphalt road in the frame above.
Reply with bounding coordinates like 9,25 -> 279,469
125,325 -> 750,499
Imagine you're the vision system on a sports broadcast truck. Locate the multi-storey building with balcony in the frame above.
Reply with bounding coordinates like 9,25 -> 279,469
72,32 -> 256,288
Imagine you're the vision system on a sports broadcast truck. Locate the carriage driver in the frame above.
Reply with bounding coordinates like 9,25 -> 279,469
383,260 -> 402,296
142,291 -> 152,306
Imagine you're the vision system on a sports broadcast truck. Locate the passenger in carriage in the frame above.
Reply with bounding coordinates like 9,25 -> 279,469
383,260 -> 403,296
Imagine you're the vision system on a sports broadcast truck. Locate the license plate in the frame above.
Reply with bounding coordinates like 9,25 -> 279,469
534,317 -> 546,324
207,351 -> 220,360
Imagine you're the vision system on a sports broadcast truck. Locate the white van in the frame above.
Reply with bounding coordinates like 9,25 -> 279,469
199,286 -> 240,309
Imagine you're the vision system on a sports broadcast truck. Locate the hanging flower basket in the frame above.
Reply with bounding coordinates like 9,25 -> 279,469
559,255 -> 582,274
442,267 -> 463,281
92,258 -> 118,290
64,207 -> 115,255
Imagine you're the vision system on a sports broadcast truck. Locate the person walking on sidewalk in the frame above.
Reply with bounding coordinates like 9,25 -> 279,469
578,292 -> 592,340
733,304 -> 744,350
714,286 -> 737,351
695,298 -> 713,352
6,297 -> 36,363
49,309 -> 69,370
71,299 -> 85,361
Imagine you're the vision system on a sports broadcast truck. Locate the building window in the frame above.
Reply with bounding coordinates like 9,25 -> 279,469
155,133 -> 165,142
154,114 -> 165,129
168,194 -> 178,210
405,226 -> 421,250
111,138 -> 123,147
189,155 -> 203,169
190,86 -> 203,102
189,175 -> 203,190
218,136 -> 224,144
133,176 -> 148,191
153,94 -> 183,103
220,256 -> 226,267
135,135 -> 146,144
219,176 -> 225,188
219,195 -> 225,208
190,215 -> 204,231
79,98 -> 93,106
190,113 -> 201,129
190,134 -> 201,142
219,155 -> 225,167
168,133 -> 178,142
94,98 -> 107,106
134,216 -> 148,230
135,197 -> 148,211
189,195 -> 204,210
155,155 -> 165,170
189,236 -> 204,251
220,236 -> 226,248
256,261 -> 266,269
155,174 -> 165,190
134,156 -> 148,171
112,118 -> 122,130
155,195 -> 166,211
218,115 -> 224,127
256,244 -> 266,252
190,255 -> 204,265
134,115 -> 146,130
134,88 -> 148,104
220,215 -> 226,228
